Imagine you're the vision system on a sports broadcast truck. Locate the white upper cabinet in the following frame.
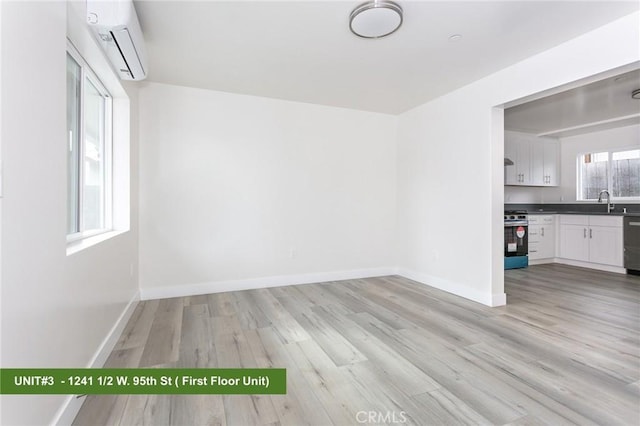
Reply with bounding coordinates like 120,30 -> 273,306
505,132 -> 532,185
505,131 -> 559,186
542,140 -> 559,186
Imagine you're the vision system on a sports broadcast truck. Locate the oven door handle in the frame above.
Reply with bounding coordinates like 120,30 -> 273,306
504,221 -> 528,227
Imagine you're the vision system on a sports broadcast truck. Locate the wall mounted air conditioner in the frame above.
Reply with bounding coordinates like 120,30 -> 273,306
86,0 -> 148,81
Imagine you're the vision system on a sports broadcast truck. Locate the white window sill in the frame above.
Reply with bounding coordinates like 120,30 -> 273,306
66,229 -> 128,256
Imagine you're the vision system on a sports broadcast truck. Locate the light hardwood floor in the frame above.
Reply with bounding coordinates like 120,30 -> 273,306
73,264 -> 640,425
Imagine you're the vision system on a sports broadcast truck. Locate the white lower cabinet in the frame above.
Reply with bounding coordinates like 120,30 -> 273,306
559,223 -> 590,261
528,215 -> 555,261
558,215 -> 623,267
590,225 -> 624,266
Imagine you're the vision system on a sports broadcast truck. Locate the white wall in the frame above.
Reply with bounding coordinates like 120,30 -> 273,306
504,124 -> 640,204
504,185 -> 556,203
0,0 -> 3,420
0,6 -> 638,424
138,82 -> 397,298
0,2 -> 139,425
397,11 -> 640,306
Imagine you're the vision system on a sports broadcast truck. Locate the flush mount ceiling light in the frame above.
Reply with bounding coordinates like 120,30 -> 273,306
349,1 -> 403,39
632,89 -> 640,100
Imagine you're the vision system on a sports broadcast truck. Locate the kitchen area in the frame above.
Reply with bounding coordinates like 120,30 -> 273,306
503,68 -> 640,276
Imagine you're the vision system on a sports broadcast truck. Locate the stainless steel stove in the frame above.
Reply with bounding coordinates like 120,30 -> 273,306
504,210 -> 528,269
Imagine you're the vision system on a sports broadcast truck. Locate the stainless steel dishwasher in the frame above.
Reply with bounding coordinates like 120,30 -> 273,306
624,216 -> 640,274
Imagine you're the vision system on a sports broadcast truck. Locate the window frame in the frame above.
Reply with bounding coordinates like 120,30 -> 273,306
66,40 -> 114,243
576,145 -> 640,202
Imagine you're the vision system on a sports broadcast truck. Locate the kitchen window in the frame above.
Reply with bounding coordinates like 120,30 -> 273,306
577,148 -> 640,200
67,43 -> 113,240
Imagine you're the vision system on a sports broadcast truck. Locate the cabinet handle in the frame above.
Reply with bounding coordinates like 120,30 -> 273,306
541,227 -> 544,237
584,228 -> 587,238
589,228 -> 592,239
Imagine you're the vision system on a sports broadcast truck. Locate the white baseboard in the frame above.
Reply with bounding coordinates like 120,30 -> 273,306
139,267 -> 399,301
530,257 -> 626,274
52,391 -> 86,426
397,268 -> 506,307
553,258 -> 626,274
529,258 -> 554,265
491,292 -> 507,307
52,291 -> 140,426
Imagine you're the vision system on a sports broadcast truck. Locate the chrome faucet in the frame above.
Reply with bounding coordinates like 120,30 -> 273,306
597,189 -> 613,213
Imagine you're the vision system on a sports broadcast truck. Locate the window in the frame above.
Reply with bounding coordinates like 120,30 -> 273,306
578,148 -> 640,200
67,43 -> 113,240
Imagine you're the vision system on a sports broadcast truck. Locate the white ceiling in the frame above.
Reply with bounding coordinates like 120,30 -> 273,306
134,0 -> 639,114
505,69 -> 640,137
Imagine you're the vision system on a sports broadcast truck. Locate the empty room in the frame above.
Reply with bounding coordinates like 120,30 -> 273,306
1,0 -> 639,425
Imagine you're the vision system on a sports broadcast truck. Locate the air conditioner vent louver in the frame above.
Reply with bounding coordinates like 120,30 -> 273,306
87,0 -> 148,81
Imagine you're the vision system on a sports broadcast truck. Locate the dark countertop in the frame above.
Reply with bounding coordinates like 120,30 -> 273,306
506,203 -> 640,217
527,210 -> 640,217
